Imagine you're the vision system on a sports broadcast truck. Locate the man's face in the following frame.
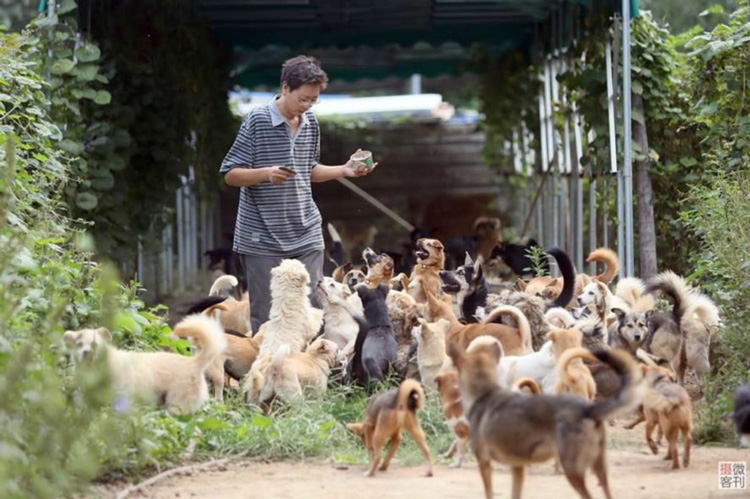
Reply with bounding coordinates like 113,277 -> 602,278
283,83 -> 321,116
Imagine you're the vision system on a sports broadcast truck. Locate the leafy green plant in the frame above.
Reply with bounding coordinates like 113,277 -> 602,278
525,245 -> 550,277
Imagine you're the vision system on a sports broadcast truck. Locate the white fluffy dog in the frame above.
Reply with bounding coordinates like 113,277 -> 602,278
64,315 -> 226,414
255,259 -> 324,360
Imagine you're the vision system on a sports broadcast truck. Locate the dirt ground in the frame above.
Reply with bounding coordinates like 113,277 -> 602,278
111,426 -> 748,499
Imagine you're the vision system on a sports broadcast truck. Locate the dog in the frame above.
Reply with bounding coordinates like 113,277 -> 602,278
439,253 -> 484,322
186,275 -> 251,333
407,238 -> 445,305
434,369 -> 471,468
344,268 -> 367,292
489,238 -> 547,278
637,364 -> 692,469
412,318 -> 451,389
251,339 -> 339,407
645,271 -> 720,388
348,284 -> 397,385
362,247 -> 395,288
448,341 -> 643,499
733,385 -> 750,447
512,377 -> 542,394
554,347 -> 597,401
347,379 -> 433,477
425,290 -> 532,356
315,277 -> 364,358
201,324 -> 261,401
544,307 -> 576,328
608,307 -> 652,355
332,262 -> 354,283
64,315 -> 226,415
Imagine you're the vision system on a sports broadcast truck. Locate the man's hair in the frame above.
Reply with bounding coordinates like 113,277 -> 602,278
281,55 -> 329,91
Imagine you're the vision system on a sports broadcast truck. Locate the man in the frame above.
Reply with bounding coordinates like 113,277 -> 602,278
220,55 -> 376,334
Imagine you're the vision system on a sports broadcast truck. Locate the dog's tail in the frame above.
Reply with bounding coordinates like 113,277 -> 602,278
172,315 -> 227,372
186,296 -> 229,316
547,247 -> 576,309
259,344 -> 292,402
555,347 -> 594,396
482,304 -> 532,353
614,277 -> 645,308
586,248 -> 620,284
209,274 -> 239,297
396,379 -> 425,412
544,307 -> 575,329
327,223 -> 344,266
645,271 -> 694,328
687,294 -> 720,330
584,349 -> 644,421
512,377 -> 542,395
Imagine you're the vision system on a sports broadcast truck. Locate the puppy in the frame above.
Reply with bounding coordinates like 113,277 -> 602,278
425,290 -> 532,355
349,284 -> 397,385
344,268 -> 367,292
434,370 -> 471,468
252,339 -> 339,406
408,238 -> 445,305
347,379 -> 433,477
332,262 -> 354,283
201,324 -> 261,401
448,341 -> 643,499
64,315 -> 226,415
733,385 -> 750,447
362,247 -> 395,288
412,318 -> 451,389
315,277 -> 364,357
640,365 -> 693,469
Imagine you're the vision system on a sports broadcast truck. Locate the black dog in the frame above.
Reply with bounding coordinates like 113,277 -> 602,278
734,385 -> 750,446
489,238 -> 548,278
348,284 -> 397,386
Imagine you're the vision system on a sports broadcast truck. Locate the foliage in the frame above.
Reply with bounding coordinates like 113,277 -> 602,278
642,0 -> 738,34
81,0 -> 237,266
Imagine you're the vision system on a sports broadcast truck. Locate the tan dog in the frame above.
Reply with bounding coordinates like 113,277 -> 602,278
554,347 -> 598,401
448,341 -> 643,499
629,365 -> 692,469
412,318 -> 451,388
207,275 -> 251,333
407,238 -> 445,305
347,379 -> 434,478
434,370 -> 471,468
426,291 -> 532,355
250,338 -> 339,407
64,315 -> 226,415
362,247 -> 395,288
332,262 -> 354,283
203,328 -> 262,401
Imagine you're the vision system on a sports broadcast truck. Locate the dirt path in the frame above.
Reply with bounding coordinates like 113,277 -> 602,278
129,430 -> 748,499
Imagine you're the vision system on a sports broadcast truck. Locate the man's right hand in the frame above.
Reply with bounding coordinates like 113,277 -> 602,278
267,166 -> 296,185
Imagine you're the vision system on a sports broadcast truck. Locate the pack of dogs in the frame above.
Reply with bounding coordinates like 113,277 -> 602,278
65,221 -> 750,498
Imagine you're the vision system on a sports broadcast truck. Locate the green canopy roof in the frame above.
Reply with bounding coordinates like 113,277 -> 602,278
196,0 -> 639,88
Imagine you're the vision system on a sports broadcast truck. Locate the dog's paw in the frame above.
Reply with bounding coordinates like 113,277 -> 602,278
424,469 -> 434,477
449,461 -> 462,469
364,470 -> 375,477
648,443 -> 659,455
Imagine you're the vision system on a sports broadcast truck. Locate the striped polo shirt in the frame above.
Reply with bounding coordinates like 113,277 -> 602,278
220,97 -> 324,256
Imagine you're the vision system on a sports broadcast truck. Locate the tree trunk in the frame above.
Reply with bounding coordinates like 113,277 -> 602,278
632,93 -> 657,278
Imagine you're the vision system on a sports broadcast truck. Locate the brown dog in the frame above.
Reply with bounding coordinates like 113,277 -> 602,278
448,341 -> 643,499
426,291 -> 531,355
434,370 -> 471,468
362,247 -> 395,288
554,347 -> 597,402
347,379 -> 434,477
629,365 -> 692,469
407,238 -> 445,304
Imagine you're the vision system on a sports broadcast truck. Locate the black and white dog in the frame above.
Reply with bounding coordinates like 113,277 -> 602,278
348,284 -> 397,386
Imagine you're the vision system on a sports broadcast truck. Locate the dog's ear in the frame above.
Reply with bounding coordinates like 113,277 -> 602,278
474,264 -> 484,283
342,262 -> 353,275
346,422 -> 364,436
516,279 -> 527,292
464,252 -> 474,267
359,264 -> 367,274
95,327 -> 112,341
63,330 -> 78,345
446,342 -> 464,367
644,309 -> 655,321
488,341 -> 503,364
612,308 -> 626,321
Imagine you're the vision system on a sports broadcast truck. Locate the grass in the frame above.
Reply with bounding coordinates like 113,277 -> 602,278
94,378 -> 456,485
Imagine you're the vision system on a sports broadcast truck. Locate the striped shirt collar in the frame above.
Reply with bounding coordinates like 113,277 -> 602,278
270,95 -> 310,128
